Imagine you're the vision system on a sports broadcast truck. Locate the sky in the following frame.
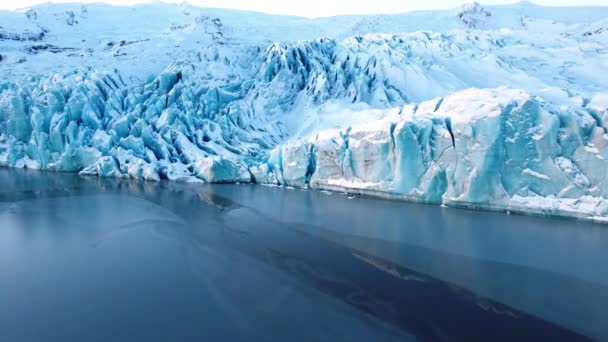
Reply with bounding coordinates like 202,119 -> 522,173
1,0 -> 606,17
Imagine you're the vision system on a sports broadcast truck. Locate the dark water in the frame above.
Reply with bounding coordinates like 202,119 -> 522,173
1,168 -> 607,341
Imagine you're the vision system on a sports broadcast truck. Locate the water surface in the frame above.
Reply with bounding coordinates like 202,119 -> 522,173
1,168 -> 607,341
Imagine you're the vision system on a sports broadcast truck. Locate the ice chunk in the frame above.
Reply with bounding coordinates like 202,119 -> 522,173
193,157 -> 251,183
80,156 -> 124,178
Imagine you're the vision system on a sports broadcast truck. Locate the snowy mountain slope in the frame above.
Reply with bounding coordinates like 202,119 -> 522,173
2,1 -> 608,82
1,2 -> 608,221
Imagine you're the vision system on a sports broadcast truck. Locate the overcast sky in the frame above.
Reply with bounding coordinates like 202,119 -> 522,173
2,0 -> 607,17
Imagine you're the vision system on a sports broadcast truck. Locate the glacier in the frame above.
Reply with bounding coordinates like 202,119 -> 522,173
1,2 -> 608,221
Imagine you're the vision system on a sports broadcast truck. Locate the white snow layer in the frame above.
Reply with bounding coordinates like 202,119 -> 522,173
1,2 -> 608,221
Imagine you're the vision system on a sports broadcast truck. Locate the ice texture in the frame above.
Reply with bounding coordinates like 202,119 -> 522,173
1,2 -> 608,221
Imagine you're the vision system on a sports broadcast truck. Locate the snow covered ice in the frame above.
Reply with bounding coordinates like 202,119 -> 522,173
1,2 -> 608,221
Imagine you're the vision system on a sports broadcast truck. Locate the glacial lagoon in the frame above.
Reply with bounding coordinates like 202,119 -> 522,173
1,168 -> 607,341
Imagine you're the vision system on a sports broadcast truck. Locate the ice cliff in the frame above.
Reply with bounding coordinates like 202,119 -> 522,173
1,2 -> 608,221
264,88 -> 608,221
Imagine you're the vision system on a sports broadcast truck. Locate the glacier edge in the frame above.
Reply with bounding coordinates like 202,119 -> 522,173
261,88 -> 608,222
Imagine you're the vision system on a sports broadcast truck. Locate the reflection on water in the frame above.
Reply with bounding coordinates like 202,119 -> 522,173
0,168 -> 606,341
